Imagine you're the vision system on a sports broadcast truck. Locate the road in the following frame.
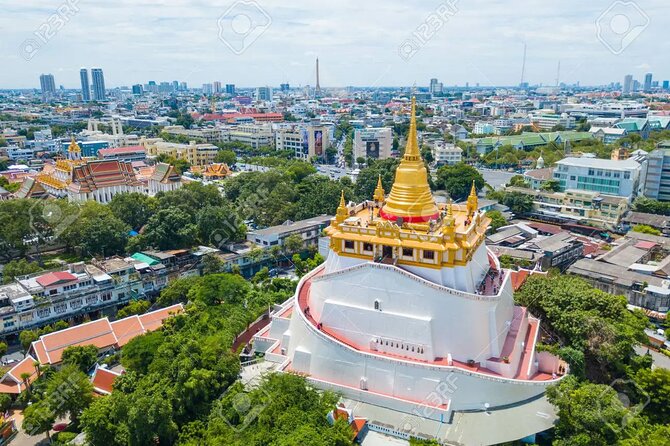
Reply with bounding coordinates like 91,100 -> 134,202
634,345 -> 670,370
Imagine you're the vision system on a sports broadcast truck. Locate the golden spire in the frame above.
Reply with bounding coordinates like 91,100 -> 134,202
379,97 -> 438,223
335,190 -> 348,223
68,136 -> 81,153
373,175 -> 385,203
466,180 -> 478,217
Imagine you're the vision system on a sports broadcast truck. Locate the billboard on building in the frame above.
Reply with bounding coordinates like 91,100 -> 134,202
366,140 -> 380,158
301,128 -> 309,155
314,130 -> 323,156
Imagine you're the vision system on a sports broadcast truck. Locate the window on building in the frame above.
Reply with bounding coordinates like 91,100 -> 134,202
423,250 -> 435,260
344,240 -> 355,250
363,243 -> 373,252
402,248 -> 414,257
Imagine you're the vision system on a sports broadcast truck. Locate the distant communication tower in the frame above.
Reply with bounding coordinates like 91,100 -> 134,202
315,57 -> 321,98
519,43 -> 527,87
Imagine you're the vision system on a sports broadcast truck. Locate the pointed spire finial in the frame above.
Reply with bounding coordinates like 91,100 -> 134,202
466,180 -> 479,217
404,96 -> 419,160
336,190 -> 348,223
373,175 -> 385,203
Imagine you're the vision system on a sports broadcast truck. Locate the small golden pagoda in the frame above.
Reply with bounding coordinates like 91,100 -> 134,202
325,97 -> 490,270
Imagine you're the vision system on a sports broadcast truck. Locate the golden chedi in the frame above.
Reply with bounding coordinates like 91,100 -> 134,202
379,97 -> 439,223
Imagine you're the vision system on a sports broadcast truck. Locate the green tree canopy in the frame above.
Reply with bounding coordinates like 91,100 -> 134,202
434,163 -> 485,201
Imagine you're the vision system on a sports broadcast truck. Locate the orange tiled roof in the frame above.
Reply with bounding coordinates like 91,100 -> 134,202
0,355 -> 39,394
90,365 -> 122,395
29,304 -> 184,366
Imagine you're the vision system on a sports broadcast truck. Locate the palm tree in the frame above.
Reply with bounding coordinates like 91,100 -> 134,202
19,372 -> 32,397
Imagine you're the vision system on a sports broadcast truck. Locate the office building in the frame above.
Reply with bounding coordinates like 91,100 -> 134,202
644,73 -> 653,93
280,83 -> 290,93
429,77 -> 443,94
202,83 -> 213,95
255,100 -> 566,445
663,80 -> 669,91
132,84 -> 143,95
225,84 -> 235,95
39,74 -> 56,101
256,86 -> 273,101
79,68 -> 91,102
552,156 -> 642,199
91,68 -> 106,101
353,127 -> 393,160
623,74 -> 633,94
275,125 -> 330,160
213,81 -> 222,94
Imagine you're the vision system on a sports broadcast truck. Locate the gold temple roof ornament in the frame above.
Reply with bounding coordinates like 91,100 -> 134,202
68,136 -> 81,153
373,175 -> 385,203
379,97 -> 439,223
466,180 -> 479,217
335,190 -> 349,224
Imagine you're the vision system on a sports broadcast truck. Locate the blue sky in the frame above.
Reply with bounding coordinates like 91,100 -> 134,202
2,0 -> 669,88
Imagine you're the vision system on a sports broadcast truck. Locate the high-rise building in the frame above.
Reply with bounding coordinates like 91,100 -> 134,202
132,84 -> 143,95
644,73 -> 653,92
180,82 -> 188,91
225,84 -> 235,95
91,68 -> 106,101
172,80 -> 179,91
256,86 -> 272,101
429,78 -> 443,94
39,74 -> 56,101
280,83 -> 290,93
213,81 -> 222,94
202,83 -> 213,95
623,74 -> 633,94
80,68 -> 91,102
663,80 -> 670,91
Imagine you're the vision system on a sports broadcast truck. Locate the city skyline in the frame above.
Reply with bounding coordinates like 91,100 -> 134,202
2,0 -> 669,88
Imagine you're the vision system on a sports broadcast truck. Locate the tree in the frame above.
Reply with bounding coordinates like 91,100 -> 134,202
109,193 -> 158,230
60,201 -> 130,256
632,224 -> 661,236
121,331 -> 166,375
502,191 -> 534,215
80,392 -> 131,446
0,341 -> 7,357
61,345 -> 98,373
434,163 -> 485,201
0,393 -> 11,413
215,149 -> 237,165
196,205 -> 245,247
540,179 -> 561,192
633,367 -> 670,425
201,253 -> 224,275
2,259 -> 43,284
188,273 -> 250,306
143,207 -> 198,250
283,234 -> 304,255
19,329 -> 39,352
354,158 -> 399,200
547,376 -> 627,446
22,400 -> 55,444
46,365 -> 94,425
485,210 -> 507,232
117,300 -> 151,318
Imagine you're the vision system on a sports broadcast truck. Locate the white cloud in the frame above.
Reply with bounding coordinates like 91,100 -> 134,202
1,0 -> 669,88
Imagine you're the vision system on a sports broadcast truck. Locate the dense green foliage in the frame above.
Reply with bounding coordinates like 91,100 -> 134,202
516,275 -> 647,382
632,197 -> 670,216
61,345 -> 99,373
434,163 -> 485,201
631,224 -> 661,236
485,210 -> 507,231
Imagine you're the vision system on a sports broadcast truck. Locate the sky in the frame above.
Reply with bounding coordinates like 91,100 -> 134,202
1,0 -> 670,89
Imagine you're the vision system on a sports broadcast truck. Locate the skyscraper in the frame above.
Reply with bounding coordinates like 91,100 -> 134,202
79,68 -> 91,102
663,80 -> 669,91
623,74 -> 633,94
644,73 -> 653,92
91,68 -> 106,101
256,86 -> 272,101
39,74 -> 56,101
225,84 -> 235,95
